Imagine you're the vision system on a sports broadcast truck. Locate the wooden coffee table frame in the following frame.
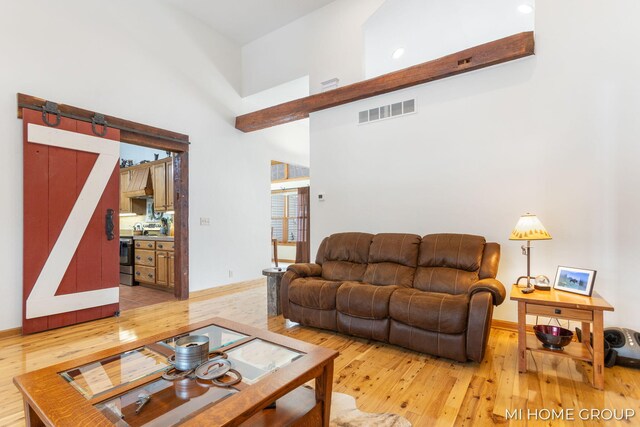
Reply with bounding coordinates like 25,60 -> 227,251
510,285 -> 614,390
13,317 -> 338,426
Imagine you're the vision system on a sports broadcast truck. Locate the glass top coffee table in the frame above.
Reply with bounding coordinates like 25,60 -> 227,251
13,317 -> 338,426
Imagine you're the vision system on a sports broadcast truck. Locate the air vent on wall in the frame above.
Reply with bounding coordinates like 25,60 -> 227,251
358,99 -> 416,124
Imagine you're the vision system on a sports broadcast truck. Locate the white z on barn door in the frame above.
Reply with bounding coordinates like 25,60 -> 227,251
23,108 -> 120,334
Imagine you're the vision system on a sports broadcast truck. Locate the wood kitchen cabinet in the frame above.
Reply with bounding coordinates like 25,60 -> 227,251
168,252 -> 175,288
152,159 -> 174,212
119,170 -> 145,214
120,157 -> 172,214
166,161 -> 174,211
156,242 -> 175,289
156,251 -> 169,287
134,239 -> 174,291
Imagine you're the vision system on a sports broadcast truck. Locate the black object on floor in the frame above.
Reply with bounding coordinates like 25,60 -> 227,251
576,327 -> 640,369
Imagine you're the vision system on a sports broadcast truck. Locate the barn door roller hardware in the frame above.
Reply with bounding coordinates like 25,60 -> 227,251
92,113 -> 108,137
18,94 -> 190,146
42,101 -> 61,127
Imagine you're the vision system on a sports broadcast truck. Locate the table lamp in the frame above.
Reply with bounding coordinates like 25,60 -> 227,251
509,213 -> 552,288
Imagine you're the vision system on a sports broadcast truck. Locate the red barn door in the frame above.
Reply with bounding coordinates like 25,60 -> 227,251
23,108 -> 120,334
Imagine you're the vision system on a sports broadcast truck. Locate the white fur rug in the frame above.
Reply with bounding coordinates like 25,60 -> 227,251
330,392 -> 412,427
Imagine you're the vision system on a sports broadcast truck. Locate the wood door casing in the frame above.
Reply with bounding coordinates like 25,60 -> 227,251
23,109 -> 120,334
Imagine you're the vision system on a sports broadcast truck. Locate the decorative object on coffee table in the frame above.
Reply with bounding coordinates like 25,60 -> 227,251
509,213 -> 552,288
553,266 -> 597,296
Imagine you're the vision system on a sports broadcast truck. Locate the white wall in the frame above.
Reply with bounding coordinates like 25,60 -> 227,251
364,0 -> 534,78
0,0 -> 302,330
310,0 -> 640,327
241,0 -> 384,96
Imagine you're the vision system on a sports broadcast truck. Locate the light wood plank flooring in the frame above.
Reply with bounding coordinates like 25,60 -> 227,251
1,279 -> 638,426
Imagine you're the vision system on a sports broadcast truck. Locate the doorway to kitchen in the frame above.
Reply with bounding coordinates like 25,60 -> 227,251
118,143 -> 177,310
270,161 -> 310,268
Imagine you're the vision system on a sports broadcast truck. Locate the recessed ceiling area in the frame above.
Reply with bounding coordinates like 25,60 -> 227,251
162,0 -> 335,45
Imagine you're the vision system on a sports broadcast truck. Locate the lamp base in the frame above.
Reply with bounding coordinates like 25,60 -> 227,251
516,276 -> 535,288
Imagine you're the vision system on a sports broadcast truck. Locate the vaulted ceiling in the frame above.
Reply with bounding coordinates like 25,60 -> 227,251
162,0 -> 335,45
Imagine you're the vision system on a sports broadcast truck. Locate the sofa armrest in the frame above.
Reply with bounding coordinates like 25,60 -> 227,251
286,263 -> 322,277
280,270 -> 298,319
469,278 -> 506,305
466,291 -> 494,362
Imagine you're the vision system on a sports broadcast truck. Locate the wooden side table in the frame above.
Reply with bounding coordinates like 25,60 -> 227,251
510,284 -> 614,390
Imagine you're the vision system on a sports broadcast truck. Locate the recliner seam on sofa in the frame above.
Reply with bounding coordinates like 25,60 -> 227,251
456,235 -> 464,270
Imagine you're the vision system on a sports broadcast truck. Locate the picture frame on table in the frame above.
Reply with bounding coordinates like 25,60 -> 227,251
553,266 -> 597,296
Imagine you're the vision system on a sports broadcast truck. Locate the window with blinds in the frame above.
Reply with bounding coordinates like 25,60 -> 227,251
271,190 -> 300,243
271,162 -> 309,181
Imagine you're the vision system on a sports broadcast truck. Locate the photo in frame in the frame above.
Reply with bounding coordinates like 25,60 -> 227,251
553,266 -> 597,296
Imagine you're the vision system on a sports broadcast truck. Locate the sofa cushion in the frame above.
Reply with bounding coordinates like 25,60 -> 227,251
336,281 -> 397,319
389,288 -> 469,334
325,232 -> 373,263
288,278 -> 342,310
413,267 -> 480,294
321,261 -> 368,282
363,233 -> 420,287
321,232 -> 373,281
419,234 -> 485,271
368,233 -> 421,266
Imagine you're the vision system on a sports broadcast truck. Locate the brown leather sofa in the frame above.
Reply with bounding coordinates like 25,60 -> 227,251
281,232 -> 505,362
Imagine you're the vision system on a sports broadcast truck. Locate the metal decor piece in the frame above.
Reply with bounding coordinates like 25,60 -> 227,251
194,358 -> 231,381
173,335 -> 210,371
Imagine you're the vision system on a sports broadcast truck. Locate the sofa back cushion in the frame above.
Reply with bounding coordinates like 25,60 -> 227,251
363,233 -> 420,287
321,232 -> 373,281
413,233 -> 486,294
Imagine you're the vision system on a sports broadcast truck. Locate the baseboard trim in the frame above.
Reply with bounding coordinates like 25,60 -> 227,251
491,319 -> 525,332
0,326 -> 22,339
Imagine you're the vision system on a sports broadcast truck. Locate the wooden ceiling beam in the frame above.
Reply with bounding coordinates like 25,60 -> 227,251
236,31 -> 534,133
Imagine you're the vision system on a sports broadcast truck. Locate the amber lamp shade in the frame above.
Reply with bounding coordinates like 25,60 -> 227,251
509,214 -> 552,241
509,213 -> 551,287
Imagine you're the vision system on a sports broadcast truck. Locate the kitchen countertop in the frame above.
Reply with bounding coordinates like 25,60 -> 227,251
132,235 -> 174,241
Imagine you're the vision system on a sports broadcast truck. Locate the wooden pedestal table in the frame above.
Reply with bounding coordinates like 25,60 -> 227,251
262,268 -> 285,316
510,284 -> 614,389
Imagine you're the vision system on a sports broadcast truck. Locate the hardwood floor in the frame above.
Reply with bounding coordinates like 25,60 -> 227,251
1,279 -> 638,426
119,284 -> 175,311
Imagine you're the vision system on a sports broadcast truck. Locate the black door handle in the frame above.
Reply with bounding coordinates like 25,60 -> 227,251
106,209 -> 115,241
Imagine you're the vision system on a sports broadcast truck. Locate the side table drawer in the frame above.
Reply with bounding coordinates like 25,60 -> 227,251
527,303 -> 593,321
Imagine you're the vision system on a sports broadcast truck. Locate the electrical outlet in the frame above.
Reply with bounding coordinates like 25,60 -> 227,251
200,217 -> 210,226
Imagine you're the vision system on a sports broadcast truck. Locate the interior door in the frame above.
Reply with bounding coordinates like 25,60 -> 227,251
23,108 -> 120,334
